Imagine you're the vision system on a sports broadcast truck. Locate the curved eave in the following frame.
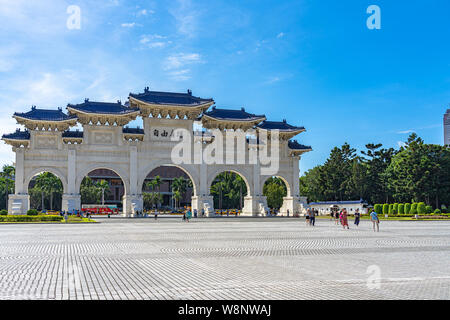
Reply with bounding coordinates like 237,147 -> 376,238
66,107 -> 140,117
257,127 -> 306,134
13,114 -> 78,124
129,96 -> 214,110
202,114 -> 266,123
289,147 -> 312,156
2,137 -> 30,147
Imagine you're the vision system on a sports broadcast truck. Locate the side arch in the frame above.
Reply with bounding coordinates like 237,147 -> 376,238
138,161 -> 199,196
25,167 -> 68,194
261,175 -> 292,197
207,166 -> 253,197
75,163 -> 130,195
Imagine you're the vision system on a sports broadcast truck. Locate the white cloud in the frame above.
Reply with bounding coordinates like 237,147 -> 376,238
168,69 -> 191,81
277,32 -> 285,38
397,141 -> 407,148
121,22 -> 136,28
397,129 -> 415,134
139,34 -> 170,48
169,0 -> 200,37
164,53 -> 202,70
137,9 -> 155,16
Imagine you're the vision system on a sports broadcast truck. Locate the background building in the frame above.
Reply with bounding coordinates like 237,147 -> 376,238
445,109 -> 450,146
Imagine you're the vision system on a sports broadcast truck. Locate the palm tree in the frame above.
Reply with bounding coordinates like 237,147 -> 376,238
172,177 -> 187,209
172,190 -> 182,209
1,165 -> 15,210
96,180 -> 110,205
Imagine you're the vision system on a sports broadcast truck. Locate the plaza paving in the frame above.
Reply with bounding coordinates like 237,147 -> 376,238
0,217 -> 449,300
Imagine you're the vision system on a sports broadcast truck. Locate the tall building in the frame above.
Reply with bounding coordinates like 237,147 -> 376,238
445,109 -> 450,146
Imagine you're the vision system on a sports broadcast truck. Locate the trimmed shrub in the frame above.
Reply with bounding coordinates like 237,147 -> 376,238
382,204 -> 389,215
374,204 -> 382,214
0,215 -> 63,222
388,204 -> 394,215
417,202 -> 426,215
410,203 -> 418,214
425,205 -> 433,214
26,209 -> 39,216
441,205 -> 448,213
398,204 -> 405,215
434,209 -> 441,214
404,203 -> 411,214
0,209 -> 7,216
393,203 -> 398,214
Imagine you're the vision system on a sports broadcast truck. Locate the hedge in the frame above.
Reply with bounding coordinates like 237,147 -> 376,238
382,204 -> 389,215
398,204 -> 405,215
417,202 -> 426,214
393,203 -> 398,214
0,209 -> 7,216
27,209 -> 39,216
374,204 -> 382,214
405,203 -> 411,214
410,203 -> 418,214
425,205 -> 433,214
0,215 -> 63,223
388,204 -> 394,215
434,209 -> 441,214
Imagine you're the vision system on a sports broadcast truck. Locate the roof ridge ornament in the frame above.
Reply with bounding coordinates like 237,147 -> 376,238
84,98 -> 89,103
187,89 -> 192,96
144,86 -> 150,93
241,107 -> 245,112
31,105 -> 36,110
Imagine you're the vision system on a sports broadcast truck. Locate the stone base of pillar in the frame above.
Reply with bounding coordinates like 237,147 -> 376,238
242,196 -> 268,217
191,195 -> 215,217
122,194 -> 143,217
61,194 -> 81,213
8,194 -> 30,215
280,197 -> 304,216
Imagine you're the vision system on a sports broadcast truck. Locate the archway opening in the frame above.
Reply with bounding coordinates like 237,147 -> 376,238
142,166 -> 194,212
210,171 -> 248,210
263,177 -> 288,212
80,169 -> 125,214
28,172 -> 64,212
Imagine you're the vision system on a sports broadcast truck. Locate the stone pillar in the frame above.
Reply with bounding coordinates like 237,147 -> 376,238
62,194 -> 81,213
280,156 -> 303,216
122,146 -> 143,217
8,148 -> 29,214
61,148 -> 81,213
191,195 -> 215,217
122,194 -> 143,217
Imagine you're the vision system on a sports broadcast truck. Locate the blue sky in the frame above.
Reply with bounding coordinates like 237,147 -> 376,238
0,0 -> 449,174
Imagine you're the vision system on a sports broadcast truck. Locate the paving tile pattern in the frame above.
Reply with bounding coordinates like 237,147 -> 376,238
0,217 -> 449,300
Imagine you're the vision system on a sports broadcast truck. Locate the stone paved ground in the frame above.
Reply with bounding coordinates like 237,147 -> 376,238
0,217 -> 449,300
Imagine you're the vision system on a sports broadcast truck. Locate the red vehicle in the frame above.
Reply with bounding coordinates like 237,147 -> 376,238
81,205 -> 119,215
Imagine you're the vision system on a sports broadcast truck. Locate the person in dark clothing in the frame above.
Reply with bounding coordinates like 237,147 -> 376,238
354,208 -> 361,226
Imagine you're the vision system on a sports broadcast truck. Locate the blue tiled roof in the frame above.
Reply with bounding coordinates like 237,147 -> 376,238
309,200 -> 368,205
2,129 -> 30,140
202,107 -> 266,122
67,99 -> 139,115
62,130 -> 83,138
257,119 -> 305,132
123,127 -> 144,134
130,87 -> 213,106
288,140 -> 312,150
14,106 -> 76,121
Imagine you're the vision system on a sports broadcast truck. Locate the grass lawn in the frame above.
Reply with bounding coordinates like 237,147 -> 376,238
0,215 -> 97,224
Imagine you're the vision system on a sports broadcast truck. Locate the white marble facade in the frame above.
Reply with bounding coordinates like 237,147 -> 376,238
4,89 -> 311,217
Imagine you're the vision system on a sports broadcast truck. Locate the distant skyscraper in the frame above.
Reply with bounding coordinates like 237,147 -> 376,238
445,109 -> 450,146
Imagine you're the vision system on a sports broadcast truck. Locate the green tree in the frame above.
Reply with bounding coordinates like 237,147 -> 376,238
263,177 -> 287,209
374,204 -> 382,214
410,203 -> 418,214
417,202 -> 426,214
96,180 -> 110,205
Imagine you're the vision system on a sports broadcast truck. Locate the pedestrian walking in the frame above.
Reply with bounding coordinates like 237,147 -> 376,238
194,209 -> 197,218
182,212 -> 186,222
334,210 -> 340,225
186,209 -> 192,222
310,209 -> 316,226
370,209 -> 380,232
306,208 -> 310,226
354,208 -> 361,227
341,209 -> 349,229
287,209 -> 290,217
154,209 -> 158,220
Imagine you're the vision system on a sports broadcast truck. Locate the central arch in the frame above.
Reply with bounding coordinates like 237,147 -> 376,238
208,169 -> 251,211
